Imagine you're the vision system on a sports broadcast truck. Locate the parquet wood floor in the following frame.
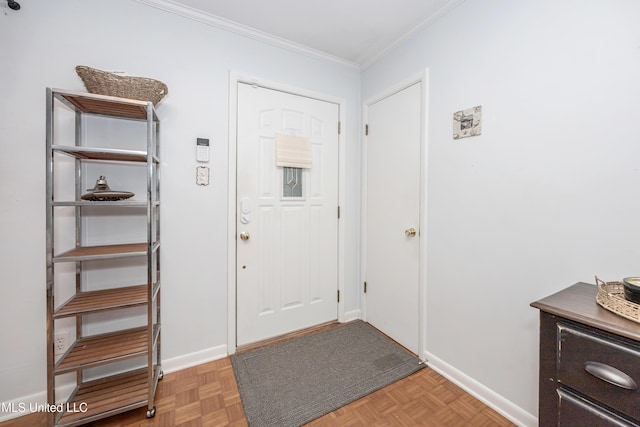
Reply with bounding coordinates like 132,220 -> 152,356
1,324 -> 516,427
0,359 -> 515,427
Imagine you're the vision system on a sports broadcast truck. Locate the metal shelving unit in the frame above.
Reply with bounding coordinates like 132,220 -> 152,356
45,88 -> 161,426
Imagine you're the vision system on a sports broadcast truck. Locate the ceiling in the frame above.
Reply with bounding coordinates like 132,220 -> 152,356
136,0 -> 465,68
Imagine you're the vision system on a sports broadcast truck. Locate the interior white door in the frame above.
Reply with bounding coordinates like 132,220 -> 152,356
236,83 -> 339,346
365,82 -> 421,354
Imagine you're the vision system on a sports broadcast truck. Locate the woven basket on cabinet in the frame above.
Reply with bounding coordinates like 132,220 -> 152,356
595,276 -> 640,324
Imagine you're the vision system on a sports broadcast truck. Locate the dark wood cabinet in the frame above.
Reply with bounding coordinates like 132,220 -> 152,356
531,283 -> 640,426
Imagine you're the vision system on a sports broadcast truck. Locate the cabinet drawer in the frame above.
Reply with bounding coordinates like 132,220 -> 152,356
558,324 -> 640,420
558,388 -> 639,427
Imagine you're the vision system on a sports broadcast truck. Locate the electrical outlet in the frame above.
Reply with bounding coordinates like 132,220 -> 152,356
55,331 -> 70,356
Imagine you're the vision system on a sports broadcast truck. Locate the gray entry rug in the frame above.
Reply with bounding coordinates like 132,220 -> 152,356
231,320 -> 424,427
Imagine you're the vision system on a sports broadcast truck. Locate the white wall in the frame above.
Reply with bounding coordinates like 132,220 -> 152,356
0,0 -> 361,411
363,0 -> 640,420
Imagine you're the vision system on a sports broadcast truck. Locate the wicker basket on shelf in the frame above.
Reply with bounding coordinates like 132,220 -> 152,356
75,65 -> 168,105
595,276 -> 640,324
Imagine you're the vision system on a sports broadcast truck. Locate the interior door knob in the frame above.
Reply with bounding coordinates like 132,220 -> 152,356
405,228 -> 417,237
240,231 -> 250,241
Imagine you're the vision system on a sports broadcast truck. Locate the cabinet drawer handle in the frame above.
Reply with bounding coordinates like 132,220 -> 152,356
584,361 -> 638,390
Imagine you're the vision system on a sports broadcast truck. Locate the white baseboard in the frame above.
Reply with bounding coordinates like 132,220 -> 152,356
0,383 -> 75,423
161,344 -> 228,374
343,309 -> 361,323
0,345 -> 228,423
424,351 -> 538,427
1,391 -> 47,422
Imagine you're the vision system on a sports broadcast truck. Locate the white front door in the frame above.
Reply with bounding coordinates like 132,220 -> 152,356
236,83 -> 339,346
365,82 -> 422,354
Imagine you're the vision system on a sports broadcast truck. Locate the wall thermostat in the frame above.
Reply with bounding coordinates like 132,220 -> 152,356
196,138 -> 210,162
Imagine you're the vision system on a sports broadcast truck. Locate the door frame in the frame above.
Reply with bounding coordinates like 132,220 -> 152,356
361,70 -> 429,360
227,71 -> 347,354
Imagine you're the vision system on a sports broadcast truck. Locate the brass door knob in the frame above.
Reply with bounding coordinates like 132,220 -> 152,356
240,231 -> 250,241
405,228 -> 417,237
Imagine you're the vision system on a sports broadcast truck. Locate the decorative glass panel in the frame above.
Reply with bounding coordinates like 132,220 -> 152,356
283,167 -> 302,198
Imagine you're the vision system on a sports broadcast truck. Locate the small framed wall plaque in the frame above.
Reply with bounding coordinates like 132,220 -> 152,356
453,105 -> 482,139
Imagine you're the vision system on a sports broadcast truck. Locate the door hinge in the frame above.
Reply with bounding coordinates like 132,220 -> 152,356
364,281 -> 367,293
337,206 -> 341,219
337,290 -> 341,303
365,124 -> 369,136
338,121 -> 341,135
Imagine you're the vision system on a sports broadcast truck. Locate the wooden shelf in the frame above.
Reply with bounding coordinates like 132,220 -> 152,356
53,89 -> 156,121
52,145 -> 149,163
57,369 -> 150,426
53,243 -> 148,262
52,200 -> 147,207
52,200 -> 158,207
54,285 -> 148,318
55,327 -> 149,374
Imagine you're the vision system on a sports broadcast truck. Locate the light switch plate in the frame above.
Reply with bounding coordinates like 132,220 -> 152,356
196,166 -> 210,186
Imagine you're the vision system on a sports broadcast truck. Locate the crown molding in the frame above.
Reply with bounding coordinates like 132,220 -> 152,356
359,0 -> 467,69
133,0 -> 465,70
132,0 -> 360,70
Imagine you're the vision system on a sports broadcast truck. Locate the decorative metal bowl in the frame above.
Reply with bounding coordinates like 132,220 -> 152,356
81,176 -> 134,201
622,277 -> 640,304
